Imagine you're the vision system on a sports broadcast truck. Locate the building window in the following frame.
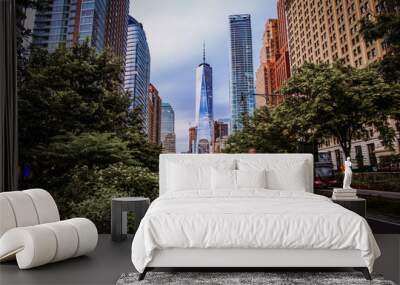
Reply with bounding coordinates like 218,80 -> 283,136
367,143 -> 377,167
371,48 -> 376,57
355,145 -> 364,168
335,149 -> 342,170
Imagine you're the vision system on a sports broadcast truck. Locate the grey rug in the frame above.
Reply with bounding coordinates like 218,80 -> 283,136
116,272 -> 395,285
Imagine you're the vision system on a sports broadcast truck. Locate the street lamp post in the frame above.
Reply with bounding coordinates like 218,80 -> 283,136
235,91 -> 288,132
240,91 -> 284,107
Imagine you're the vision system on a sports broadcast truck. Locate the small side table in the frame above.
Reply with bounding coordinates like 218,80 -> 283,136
331,198 -> 366,218
111,197 -> 150,242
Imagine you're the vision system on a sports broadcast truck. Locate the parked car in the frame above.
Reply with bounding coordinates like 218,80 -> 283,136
315,152 -> 337,189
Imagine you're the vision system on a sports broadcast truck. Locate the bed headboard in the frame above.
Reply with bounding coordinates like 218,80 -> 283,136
159,154 -> 314,196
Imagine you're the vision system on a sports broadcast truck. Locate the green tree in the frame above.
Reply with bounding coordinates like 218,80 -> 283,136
360,0 -> 400,83
54,163 -> 158,233
223,107 -> 297,153
16,1 -> 50,73
18,43 -> 161,232
280,62 -> 399,157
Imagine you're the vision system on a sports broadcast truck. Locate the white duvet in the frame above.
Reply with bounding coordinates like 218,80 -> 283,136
131,190 -> 380,273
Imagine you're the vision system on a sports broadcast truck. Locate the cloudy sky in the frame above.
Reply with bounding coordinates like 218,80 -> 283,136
130,0 -> 277,152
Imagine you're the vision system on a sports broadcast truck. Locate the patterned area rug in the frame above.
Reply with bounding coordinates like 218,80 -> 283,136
116,272 -> 395,285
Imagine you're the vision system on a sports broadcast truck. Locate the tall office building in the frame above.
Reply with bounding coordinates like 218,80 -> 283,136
275,0 -> 291,92
147,84 -> 162,145
161,103 -> 176,153
255,0 -> 291,109
124,16 -> 151,132
286,0 -> 385,69
31,0 -> 74,51
255,19 -> 279,108
213,120 -> 229,153
188,126 -> 197,153
195,45 -> 213,153
285,0 -> 397,169
163,133 -> 176,154
32,0 -> 107,52
31,0 -> 129,54
105,0 -> 130,60
229,14 -> 255,133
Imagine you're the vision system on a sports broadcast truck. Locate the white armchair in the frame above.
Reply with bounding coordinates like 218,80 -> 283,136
0,189 -> 98,269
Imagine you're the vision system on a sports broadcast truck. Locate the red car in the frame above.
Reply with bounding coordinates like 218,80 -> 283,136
314,162 -> 337,189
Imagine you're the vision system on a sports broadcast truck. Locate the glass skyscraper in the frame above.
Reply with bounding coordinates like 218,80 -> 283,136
32,0 -> 73,51
124,16 -> 151,132
31,0 -> 129,55
77,0 -> 107,50
195,47 -> 213,153
229,14 -> 255,132
161,103 -> 176,153
32,0 -> 108,52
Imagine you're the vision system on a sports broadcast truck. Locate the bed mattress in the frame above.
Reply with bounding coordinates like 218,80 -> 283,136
131,190 -> 380,273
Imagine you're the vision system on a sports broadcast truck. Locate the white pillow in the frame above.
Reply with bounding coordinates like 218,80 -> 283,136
211,168 -> 236,190
236,169 -> 267,189
167,162 -> 210,191
167,159 -> 236,192
266,161 -> 307,191
238,159 -> 308,191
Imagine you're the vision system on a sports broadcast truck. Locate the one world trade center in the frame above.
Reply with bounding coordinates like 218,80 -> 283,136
195,44 -> 213,153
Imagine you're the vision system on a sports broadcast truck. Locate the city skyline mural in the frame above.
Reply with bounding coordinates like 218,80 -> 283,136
130,0 -> 276,153
3,2 -> 400,282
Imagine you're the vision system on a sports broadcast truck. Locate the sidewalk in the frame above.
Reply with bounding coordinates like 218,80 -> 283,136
317,188 -> 400,199
357,189 -> 400,199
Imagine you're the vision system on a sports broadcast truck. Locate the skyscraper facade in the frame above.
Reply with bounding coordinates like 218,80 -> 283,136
163,133 -> 176,154
213,120 -> 229,153
31,0 -> 129,55
275,0 -> 291,91
188,126 -> 197,153
229,14 -> 255,132
105,0 -> 130,60
285,0 -> 385,69
147,84 -> 162,145
75,0 -> 108,49
255,0 -> 291,109
32,0 -> 107,52
195,47 -> 213,153
161,103 -> 176,153
255,19 -> 279,108
124,16 -> 151,131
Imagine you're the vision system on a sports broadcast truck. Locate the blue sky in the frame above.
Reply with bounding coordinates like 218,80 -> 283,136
130,0 -> 277,152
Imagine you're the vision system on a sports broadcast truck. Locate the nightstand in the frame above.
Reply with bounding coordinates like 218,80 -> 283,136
331,198 -> 366,218
111,197 -> 150,241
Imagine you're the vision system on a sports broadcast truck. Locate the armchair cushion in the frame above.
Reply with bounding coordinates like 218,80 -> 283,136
0,218 -> 97,269
0,189 -> 98,269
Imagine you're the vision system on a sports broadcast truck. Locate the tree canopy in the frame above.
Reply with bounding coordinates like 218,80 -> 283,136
18,43 -> 160,232
360,0 -> 400,83
280,62 -> 399,157
223,106 -> 297,153
224,62 -> 399,158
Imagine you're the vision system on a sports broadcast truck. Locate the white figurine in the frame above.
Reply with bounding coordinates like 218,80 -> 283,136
343,157 -> 352,189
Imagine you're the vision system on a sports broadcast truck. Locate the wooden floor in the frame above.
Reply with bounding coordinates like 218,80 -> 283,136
1,234 -> 399,285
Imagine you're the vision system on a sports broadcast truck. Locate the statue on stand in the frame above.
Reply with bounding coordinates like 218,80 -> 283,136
343,157 -> 352,189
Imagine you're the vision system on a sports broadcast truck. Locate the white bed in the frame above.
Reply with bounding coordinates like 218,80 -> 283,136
131,154 -> 380,280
